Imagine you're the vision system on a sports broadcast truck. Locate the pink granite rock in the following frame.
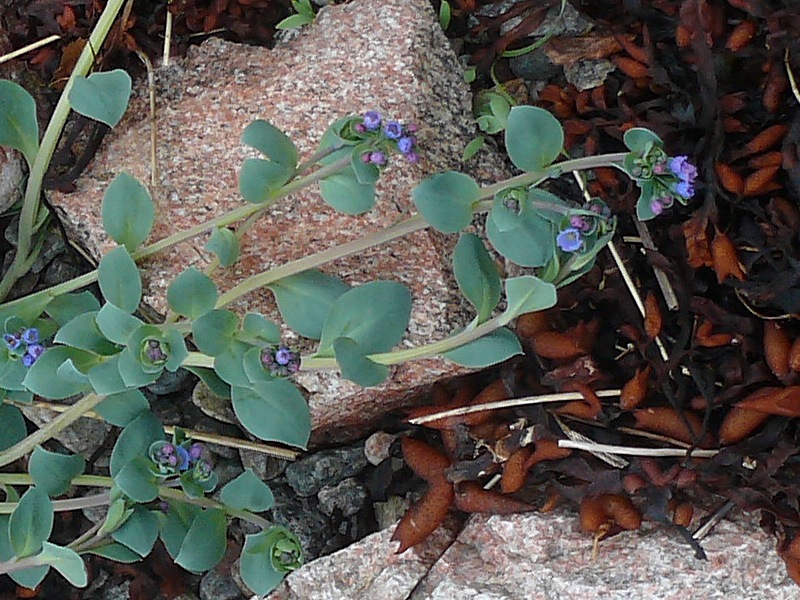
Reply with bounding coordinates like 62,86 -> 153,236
263,509 -> 798,600
49,0 -> 509,446
0,146 -> 24,213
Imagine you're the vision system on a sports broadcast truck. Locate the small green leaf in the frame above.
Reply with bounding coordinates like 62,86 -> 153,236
112,506 -> 158,557
241,119 -> 298,169
232,381 -> 310,448
268,270 -> 349,339
213,341 -> 250,387
239,158 -> 293,203
114,456 -> 159,503
240,313 -> 281,344
503,276 -> 558,317
239,531 -> 289,595
505,106 -> 564,172
623,127 -> 663,152
9,487 -> 53,558
220,469 -> 275,512
333,337 -> 389,387
317,281 -> 411,357
95,389 -> 150,427
29,447 -> 85,497
204,227 -> 240,267
319,169 -> 376,215
88,355 -> 128,395
184,366 -> 231,399
443,327 -> 522,367
86,542 -> 141,563
275,12 -> 314,30
23,347 -> 95,399
68,69 -> 132,128
167,268 -> 218,319
54,311 -> 119,355
192,309 -> 239,356
98,247 -> 141,313
159,501 -> 199,560
174,509 -> 226,573
453,233 -> 501,323
439,0 -> 451,30
462,136 -> 485,161
101,172 -> 155,251
109,412 -> 164,477
0,404 -> 25,452
9,564 -> 49,589
116,347 -> 159,388
0,80 -> 39,167
635,180 -> 659,221
45,291 -> 100,326
95,303 -> 143,344
412,171 -> 480,233
38,542 -> 87,587
486,208 -> 554,267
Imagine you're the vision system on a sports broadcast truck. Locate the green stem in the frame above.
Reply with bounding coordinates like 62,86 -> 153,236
157,486 -> 270,530
0,0 -> 128,301
0,492 -> 110,515
0,393 -> 107,468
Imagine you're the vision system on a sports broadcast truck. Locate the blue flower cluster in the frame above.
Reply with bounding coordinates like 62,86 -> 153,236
354,111 -> 419,165
261,345 -> 301,378
3,327 -> 45,367
555,200 -> 613,254
150,439 -> 212,481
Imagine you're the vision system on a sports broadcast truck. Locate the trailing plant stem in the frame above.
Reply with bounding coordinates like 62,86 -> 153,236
0,393 -> 107,468
0,0 -> 128,301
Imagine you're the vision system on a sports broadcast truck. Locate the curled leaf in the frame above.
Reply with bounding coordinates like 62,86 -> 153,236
401,437 -> 450,484
500,446 -> 533,494
764,321 -> 791,378
454,482 -> 533,514
619,366 -> 651,411
735,386 -> 800,417
531,321 -> 597,360
710,228 -> 745,283
633,407 -> 713,446
644,291 -> 662,340
392,482 -> 454,553
719,406 -> 770,444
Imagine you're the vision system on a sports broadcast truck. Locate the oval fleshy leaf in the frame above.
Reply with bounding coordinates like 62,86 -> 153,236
69,69 -> 132,128
412,171 -> 479,233
505,106 -> 563,172
0,80 -> 39,167
101,172 -> 155,251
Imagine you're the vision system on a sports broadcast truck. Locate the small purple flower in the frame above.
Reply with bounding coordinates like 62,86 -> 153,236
674,180 -> 694,199
275,347 -> 293,365
3,334 -> 20,351
503,197 -> 520,214
649,198 -> 665,216
27,344 -> 45,360
384,121 -> 403,140
669,155 -> 698,184
397,136 -> 415,154
363,111 -> 382,131
369,151 -> 387,166
361,152 -> 372,163
21,353 -> 35,368
161,443 -> 175,456
405,151 -> 419,164
176,445 -> 190,471
556,227 -> 583,253
144,338 -> 168,364
21,328 -> 39,344
189,443 -> 203,462
354,123 -> 366,133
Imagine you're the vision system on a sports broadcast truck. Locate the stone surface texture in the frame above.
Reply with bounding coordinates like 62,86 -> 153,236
50,0 -> 508,447
0,147 -> 23,213
263,509 -> 797,600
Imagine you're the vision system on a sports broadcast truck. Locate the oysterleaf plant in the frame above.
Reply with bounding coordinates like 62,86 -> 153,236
0,8 -> 697,593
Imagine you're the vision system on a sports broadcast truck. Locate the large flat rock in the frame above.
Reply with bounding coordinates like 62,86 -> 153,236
51,0 -> 509,445
265,510 -> 797,599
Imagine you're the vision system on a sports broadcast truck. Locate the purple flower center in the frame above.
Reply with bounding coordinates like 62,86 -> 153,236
363,111 -> 382,131
384,121 -> 403,140
21,328 -> 39,344
3,334 -> 20,351
398,137 -> 415,154
144,338 -> 168,364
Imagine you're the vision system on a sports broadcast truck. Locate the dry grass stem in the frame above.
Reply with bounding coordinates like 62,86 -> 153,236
407,389 -> 622,425
558,439 -> 719,458
0,35 -> 60,65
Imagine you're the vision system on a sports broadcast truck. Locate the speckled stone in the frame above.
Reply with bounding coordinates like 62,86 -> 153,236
50,0 -> 510,447
0,147 -> 23,213
262,510 -> 800,600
